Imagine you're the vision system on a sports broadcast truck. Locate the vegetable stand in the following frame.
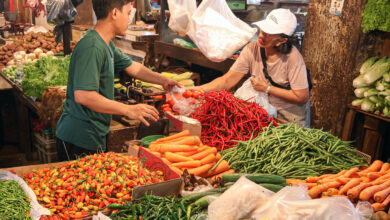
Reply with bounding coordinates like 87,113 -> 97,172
342,104 -> 390,161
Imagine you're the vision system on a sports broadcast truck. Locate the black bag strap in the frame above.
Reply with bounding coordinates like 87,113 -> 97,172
260,47 -> 313,91
260,47 -> 292,90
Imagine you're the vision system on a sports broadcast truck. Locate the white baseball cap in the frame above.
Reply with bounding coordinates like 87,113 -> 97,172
253,9 -> 297,36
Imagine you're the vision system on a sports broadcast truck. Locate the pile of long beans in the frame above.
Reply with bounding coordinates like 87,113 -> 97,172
0,179 -> 31,220
221,124 -> 369,179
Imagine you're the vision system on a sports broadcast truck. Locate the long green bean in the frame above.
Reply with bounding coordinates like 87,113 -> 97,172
221,124 -> 369,179
0,179 -> 31,220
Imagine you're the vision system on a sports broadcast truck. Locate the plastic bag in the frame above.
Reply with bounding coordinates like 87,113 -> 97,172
251,185 -> 362,220
168,0 -> 197,36
181,177 -> 214,197
46,0 -> 78,25
208,177 -> 273,220
234,78 -> 277,117
356,201 -> 374,220
187,0 -> 256,61
0,171 -> 50,220
169,86 -> 199,116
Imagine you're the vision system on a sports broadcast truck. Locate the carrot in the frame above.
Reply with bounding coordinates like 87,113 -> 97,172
210,169 -> 235,182
197,146 -> 209,152
200,154 -> 216,165
176,151 -> 199,157
339,178 -> 361,195
347,182 -> 372,200
382,193 -> 390,206
343,167 -> 359,178
172,160 -> 202,169
368,173 -> 381,180
306,176 -> 321,183
155,130 -> 189,143
187,164 -> 213,177
308,181 -> 341,198
372,173 -> 390,184
205,160 -> 230,177
360,160 -> 384,173
169,166 -> 183,175
371,203 -> 387,211
190,148 -> 218,160
151,152 -> 161,157
161,157 -> 172,165
380,163 -> 390,173
158,144 -> 197,153
360,177 -> 371,183
327,188 -> 339,196
164,152 -> 193,163
168,136 -> 201,146
374,187 -> 390,202
306,183 -> 318,190
360,180 -> 390,201
216,153 -> 222,160
286,179 -> 306,185
335,177 -> 351,185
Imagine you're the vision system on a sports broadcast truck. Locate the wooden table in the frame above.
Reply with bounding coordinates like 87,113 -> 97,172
342,104 -> 390,161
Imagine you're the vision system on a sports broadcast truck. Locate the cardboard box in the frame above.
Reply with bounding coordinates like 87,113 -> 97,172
166,112 -> 202,137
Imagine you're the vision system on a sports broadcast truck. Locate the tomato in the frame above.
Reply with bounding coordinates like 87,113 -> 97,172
182,90 -> 192,98
192,91 -> 202,99
167,99 -> 175,107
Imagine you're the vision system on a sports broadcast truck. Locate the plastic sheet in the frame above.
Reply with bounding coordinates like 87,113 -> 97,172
187,0 -> 256,61
169,86 -> 199,116
234,78 -> 277,117
0,171 -> 50,220
167,0 -> 196,36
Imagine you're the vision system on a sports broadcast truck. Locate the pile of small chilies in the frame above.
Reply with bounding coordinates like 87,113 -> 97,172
190,90 -> 277,151
23,152 -> 165,220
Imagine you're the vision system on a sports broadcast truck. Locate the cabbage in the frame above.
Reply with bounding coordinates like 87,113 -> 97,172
353,75 -> 369,88
360,56 -> 379,74
361,99 -> 375,112
352,99 -> 364,107
354,87 -> 369,98
363,57 -> 390,84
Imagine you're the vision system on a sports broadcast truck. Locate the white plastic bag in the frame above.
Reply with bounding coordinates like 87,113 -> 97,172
167,0 -> 197,36
169,86 -> 199,116
0,171 -> 50,220
234,78 -> 277,117
187,0 -> 256,61
208,177 -> 273,220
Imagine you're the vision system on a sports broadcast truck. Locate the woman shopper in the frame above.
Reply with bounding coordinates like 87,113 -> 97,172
197,8 -> 310,126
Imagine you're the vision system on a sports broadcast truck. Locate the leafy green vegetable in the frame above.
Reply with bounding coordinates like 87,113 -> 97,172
21,56 -> 71,98
361,0 -> 390,33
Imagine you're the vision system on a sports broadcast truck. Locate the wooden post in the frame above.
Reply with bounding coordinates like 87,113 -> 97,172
301,0 -> 385,136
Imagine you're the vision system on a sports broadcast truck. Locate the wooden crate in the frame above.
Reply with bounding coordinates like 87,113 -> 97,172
32,132 -> 58,163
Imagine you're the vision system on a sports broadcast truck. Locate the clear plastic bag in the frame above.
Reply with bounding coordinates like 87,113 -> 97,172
46,0 -> 78,25
187,0 -> 256,61
167,0 -> 197,36
208,177 -> 273,220
234,78 -> 278,117
169,86 -> 199,116
0,171 -> 50,220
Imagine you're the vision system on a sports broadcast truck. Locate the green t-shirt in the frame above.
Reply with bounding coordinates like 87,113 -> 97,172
56,29 -> 132,150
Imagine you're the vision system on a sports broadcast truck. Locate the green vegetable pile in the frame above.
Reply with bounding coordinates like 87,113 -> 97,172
3,66 -> 19,84
221,124 -> 369,179
352,56 -> 390,117
21,55 -> 71,98
0,179 -> 31,220
361,0 -> 390,33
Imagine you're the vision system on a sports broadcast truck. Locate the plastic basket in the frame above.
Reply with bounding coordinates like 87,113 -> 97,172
3,12 -> 18,22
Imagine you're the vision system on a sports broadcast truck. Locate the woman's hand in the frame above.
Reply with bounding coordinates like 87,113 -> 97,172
250,77 -> 269,92
163,78 -> 181,91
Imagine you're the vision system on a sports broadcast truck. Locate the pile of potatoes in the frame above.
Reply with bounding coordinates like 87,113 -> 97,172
0,31 -> 76,69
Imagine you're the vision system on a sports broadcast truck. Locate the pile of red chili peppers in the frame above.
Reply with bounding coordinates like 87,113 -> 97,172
190,90 -> 278,151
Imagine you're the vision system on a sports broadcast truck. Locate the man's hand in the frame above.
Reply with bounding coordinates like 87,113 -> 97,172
250,77 -> 269,92
124,104 -> 159,126
163,78 -> 181,91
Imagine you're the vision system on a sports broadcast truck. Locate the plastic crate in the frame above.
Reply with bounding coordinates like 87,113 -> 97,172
33,132 -> 58,163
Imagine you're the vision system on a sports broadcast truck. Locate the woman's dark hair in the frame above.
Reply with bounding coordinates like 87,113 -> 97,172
92,0 -> 133,20
275,34 -> 293,54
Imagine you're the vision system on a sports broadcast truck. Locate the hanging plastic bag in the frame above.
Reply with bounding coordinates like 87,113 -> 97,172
234,78 -> 278,117
187,0 -> 256,61
46,0 -> 78,25
167,0 -> 197,36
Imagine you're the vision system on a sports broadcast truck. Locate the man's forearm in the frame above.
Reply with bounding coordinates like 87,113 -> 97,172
268,87 -> 309,104
125,62 -> 168,85
74,90 -> 127,115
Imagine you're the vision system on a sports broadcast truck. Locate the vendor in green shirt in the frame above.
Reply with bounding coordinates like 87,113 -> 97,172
56,0 -> 178,161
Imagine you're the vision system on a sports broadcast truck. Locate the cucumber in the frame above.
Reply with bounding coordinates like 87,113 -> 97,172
222,173 -> 286,184
259,183 -> 285,193
182,187 -> 227,204
140,135 -> 165,146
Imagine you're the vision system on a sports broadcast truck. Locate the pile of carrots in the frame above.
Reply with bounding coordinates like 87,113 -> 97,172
287,160 -> 390,211
146,130 -> 234,180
